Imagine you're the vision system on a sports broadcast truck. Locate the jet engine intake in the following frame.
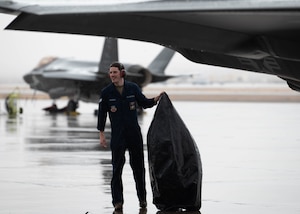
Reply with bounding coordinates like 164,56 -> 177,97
48,87 -> 78,99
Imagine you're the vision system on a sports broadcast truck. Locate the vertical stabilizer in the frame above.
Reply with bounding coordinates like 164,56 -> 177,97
147,47 -> 175,75
98,37 -> 118,73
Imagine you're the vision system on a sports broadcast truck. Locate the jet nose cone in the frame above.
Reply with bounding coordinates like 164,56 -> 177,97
23,73 -> 33,83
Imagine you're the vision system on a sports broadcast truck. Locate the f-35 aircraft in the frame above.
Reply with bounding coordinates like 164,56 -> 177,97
22,37 -> 175,113
1,0 -> 300,94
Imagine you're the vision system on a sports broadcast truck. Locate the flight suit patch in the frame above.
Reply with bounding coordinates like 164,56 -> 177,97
110,105 -> 117,112
129,102 -> 136,110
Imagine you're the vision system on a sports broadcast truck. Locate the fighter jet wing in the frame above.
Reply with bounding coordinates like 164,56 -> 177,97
1,0 -> 300,91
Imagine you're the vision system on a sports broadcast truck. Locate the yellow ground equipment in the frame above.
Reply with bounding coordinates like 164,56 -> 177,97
5,88 -> 23,117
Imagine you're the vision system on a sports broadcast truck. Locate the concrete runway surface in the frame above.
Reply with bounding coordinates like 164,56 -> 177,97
1,99 -> 300,214
0,99 -> 201,214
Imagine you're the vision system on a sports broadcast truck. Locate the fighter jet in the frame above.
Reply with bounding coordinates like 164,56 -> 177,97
22,37 -> 175,113
1,0 -> 300,93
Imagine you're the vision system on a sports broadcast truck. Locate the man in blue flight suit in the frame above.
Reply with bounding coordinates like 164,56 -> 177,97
97,62 -> 163,212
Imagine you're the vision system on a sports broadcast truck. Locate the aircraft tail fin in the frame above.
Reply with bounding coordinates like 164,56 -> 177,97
147,47 -> 175,75
98,37 -> 118,73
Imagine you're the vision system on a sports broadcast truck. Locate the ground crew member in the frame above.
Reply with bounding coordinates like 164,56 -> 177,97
97,61 -> 163,212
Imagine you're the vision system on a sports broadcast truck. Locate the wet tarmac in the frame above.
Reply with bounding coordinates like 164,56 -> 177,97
1,99 -> 300,214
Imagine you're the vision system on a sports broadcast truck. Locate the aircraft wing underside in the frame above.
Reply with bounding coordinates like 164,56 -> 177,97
1,0 -> 300,91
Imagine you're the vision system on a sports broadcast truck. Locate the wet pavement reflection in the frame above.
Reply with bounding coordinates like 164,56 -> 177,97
2,99 -> 300,214
0,100 -> 201,214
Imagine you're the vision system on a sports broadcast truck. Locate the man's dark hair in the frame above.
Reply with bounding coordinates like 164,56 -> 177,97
110,61 -> 125,71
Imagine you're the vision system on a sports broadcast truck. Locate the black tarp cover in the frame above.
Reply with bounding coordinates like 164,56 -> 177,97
147,92 -> 202,211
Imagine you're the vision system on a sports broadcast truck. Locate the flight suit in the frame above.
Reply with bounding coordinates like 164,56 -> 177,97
97,81 -> 156,206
